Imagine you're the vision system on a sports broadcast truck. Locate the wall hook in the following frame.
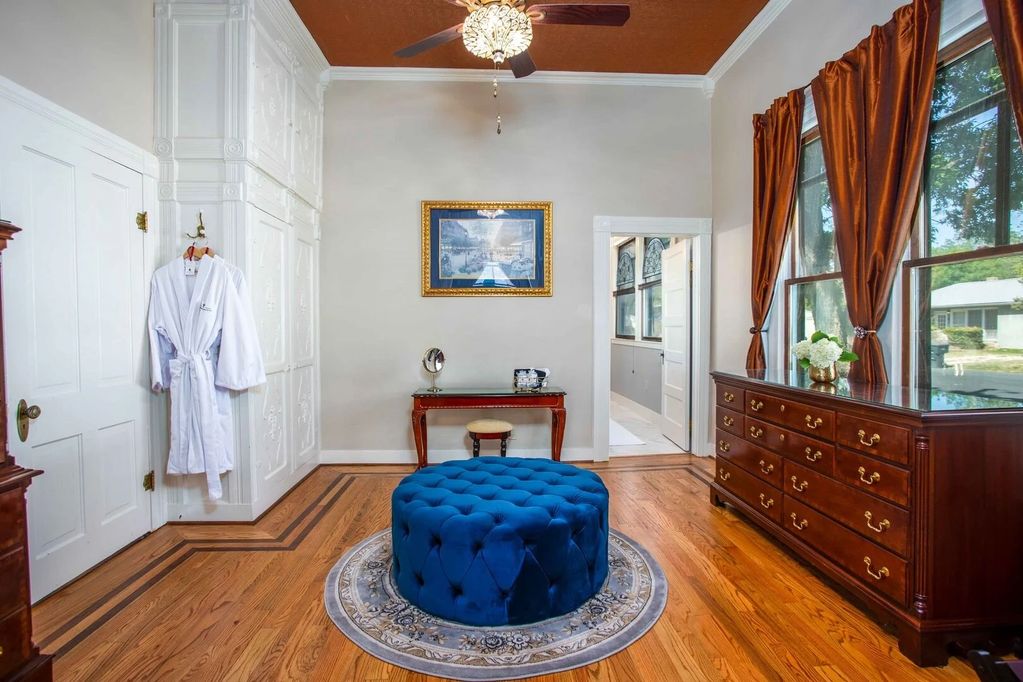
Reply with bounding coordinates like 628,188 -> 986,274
185,212 -> 207,240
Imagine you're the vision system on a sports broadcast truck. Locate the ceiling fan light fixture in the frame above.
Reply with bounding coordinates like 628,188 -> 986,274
462,2 -> 533,63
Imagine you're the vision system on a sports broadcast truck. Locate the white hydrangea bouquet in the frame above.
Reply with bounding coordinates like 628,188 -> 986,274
792,331 -> 859,383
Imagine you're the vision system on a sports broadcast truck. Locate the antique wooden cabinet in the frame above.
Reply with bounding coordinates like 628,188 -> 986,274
0,223 -> 51,680
711,369 -> 1023,667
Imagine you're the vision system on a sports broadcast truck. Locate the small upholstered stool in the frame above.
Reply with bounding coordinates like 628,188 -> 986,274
466,419 -> 513,457
391,457 -> 609,626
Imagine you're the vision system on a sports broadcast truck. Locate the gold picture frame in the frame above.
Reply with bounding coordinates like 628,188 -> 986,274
421,200 -> 553,297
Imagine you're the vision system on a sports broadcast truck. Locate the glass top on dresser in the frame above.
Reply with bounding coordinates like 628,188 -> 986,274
713,368 -> 1023,413
412,387 -> 566,398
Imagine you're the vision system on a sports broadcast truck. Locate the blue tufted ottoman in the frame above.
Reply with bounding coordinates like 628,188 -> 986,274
391,457 -> 609,626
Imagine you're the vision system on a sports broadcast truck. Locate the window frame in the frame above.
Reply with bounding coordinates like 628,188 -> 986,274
639,237 -> 667,342
613,237 -> 637,340
900,25 -> 1023,384
783,128 -> 846,371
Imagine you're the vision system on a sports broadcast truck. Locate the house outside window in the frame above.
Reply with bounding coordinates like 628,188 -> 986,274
613,237 -> 673,343
640,237 -> 669,341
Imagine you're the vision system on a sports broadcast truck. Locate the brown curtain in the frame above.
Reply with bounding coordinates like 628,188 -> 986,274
746,90 -> 805,370
983,0 -> 1023,147
811,0 -> 941,384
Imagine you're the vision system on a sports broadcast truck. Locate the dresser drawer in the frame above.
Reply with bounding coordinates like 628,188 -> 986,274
785,497 -> 908,606
834,449 -> 910,507
716,383 -> 744,410
716,460 -> 783,524
715,429 -> 783,488
784,460 -> 909,556
0,548 -> 28,617
837,413 -> 910,465
745,390 -> 835,440
716,405 -> 744,437
745,416 -> 835,476
0,608 -> 31,678
0,488 -> 25,554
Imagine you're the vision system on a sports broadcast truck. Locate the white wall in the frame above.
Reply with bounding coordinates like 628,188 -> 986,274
709,0 -> 907,446
320,79 -> 711,460
0,0 -> 154,150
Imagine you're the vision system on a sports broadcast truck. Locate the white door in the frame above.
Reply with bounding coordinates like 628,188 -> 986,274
661,239 -> 692,450
0,112 -> 152,600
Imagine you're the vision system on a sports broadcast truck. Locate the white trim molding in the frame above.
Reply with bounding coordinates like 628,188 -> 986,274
593,216 -> 714,463
324,66 -> 712,89
706,0 -> 794,83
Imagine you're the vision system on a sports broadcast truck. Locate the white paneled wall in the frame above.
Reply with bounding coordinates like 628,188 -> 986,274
156,0 -> 326,520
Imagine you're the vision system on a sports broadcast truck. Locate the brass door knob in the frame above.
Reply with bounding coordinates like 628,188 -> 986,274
16,399 -> 41,443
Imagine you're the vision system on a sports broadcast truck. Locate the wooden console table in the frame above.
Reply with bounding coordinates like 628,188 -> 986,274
411,387 -> 566,468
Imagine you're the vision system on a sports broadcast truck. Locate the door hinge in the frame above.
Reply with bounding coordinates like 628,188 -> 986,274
136,211 -> 149,233
143,470 -> 155,491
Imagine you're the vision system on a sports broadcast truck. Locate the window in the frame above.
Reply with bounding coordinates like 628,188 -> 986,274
614,239 -> 636,338
907,37 -> 1023,398
640,238 -> 669,340
785,136 -> 854,363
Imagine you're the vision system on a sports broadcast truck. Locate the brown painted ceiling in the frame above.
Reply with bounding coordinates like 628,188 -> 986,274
290,1 -> 769,75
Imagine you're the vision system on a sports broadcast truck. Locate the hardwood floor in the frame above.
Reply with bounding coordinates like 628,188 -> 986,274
33,455 -> 976,681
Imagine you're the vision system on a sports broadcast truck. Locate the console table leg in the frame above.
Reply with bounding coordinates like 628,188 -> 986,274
412,409 -> 428,469
551,407 -> 566,462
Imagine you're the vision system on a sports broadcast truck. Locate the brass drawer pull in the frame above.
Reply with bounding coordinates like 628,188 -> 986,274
749,426 -> 763,439
718,440 -> 731,453
790,513 -> 808,530
805,415 -> 823,430
857,466 -> 881,485
749,399 -> 764,412
723,391 -> 735,403
790,476 -> 808,492
805,447 -> 823,462
722,415 -> 735,427
758,460 -> 774,475
858,429 -> 881,447
718,468 -> 731,481
864,511 -> 891,533
863,556 -> 890,581
758,493 -> 774,509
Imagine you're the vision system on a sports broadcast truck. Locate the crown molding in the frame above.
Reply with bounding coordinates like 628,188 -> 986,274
324,66 -> 711,89
706,0 -> 794,84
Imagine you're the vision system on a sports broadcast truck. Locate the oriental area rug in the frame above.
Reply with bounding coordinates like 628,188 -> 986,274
323,529 -> 667,681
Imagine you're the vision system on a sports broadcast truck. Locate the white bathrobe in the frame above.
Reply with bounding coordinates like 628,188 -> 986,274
148,255 -> 265,499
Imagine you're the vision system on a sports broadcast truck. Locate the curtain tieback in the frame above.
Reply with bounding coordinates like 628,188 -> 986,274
854,326 -> 877,339
749,327 -> 767,334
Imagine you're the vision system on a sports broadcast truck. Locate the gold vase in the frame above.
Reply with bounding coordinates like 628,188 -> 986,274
809,363 -> 838,383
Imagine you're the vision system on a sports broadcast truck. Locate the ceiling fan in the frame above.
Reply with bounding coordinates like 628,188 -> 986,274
394,0 -> 632,79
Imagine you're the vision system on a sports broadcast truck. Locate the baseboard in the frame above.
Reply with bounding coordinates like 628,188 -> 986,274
166,501 -> 255,523
319,447 -> 594,465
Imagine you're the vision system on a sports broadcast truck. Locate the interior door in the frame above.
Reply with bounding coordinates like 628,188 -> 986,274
661,239 -> 692,450
0,114 -> 152,600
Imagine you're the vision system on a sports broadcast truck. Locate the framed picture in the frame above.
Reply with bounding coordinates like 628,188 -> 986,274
421,201 -> 553,297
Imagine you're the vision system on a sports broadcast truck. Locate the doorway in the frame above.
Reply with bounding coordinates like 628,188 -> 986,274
608,235 -> 689,456
0,92 -> 156,600
592,217 -> 712,462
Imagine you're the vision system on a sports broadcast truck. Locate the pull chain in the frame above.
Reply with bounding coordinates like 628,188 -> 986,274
493,61 -> 502,135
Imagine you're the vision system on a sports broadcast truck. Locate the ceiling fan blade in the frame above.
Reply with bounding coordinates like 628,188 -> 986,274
509,51 -> 537,79
394,24 -> 464,58
528,4 -> 630,26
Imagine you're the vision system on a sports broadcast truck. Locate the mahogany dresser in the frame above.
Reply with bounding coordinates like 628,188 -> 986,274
710,369 -> 1023,667
0,222 -> 51,681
